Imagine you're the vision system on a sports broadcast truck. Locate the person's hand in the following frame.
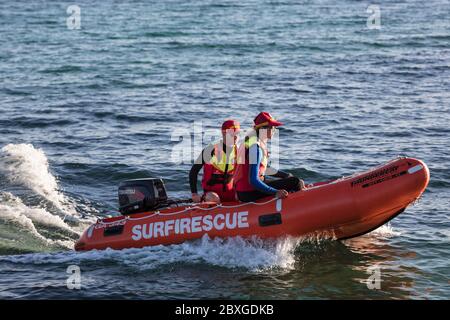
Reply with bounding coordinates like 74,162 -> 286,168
299,179 -> 306,190
276,189 -> 289,199
192,193 -> 202,203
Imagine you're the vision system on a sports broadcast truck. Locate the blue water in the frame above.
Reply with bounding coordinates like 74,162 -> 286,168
0,0 -> 449,299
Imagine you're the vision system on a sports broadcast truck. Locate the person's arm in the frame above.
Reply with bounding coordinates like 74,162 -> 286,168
189,148 -> 207,199
189,163 -> 203,194
249,145 -> 278,194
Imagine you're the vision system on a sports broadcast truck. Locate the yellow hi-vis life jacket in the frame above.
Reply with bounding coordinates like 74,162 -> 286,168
201,141 -> 237,196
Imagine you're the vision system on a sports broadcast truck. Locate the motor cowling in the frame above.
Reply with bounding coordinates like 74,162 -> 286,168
118,178 -> 168,215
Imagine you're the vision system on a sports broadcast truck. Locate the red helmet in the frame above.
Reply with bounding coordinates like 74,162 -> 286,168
254,112 -> 283,129
221,119 -> 240,132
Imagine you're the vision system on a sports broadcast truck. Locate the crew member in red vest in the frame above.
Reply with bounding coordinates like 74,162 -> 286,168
189,120 -> 240,203
234,112 -> 305,202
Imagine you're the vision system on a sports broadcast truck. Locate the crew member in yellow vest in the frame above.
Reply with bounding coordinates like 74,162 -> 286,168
189,120 -> 240,203
234,112 -> 305,202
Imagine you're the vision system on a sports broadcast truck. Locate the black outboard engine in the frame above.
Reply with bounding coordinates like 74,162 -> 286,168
118,178 -> 168,215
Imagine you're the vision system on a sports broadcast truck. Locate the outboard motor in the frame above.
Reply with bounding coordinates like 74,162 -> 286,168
118,178 -> 168,215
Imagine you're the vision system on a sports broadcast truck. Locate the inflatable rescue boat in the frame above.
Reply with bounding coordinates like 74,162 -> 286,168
75,157 -> 429,251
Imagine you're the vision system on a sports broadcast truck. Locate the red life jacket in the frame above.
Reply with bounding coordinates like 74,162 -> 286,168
201,142 -> 237,202
234,136 -> 269,193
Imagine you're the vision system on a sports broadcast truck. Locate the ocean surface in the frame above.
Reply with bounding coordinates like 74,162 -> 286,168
0,0 -> 449,299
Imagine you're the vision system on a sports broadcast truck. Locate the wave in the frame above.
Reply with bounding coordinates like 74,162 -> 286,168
0,222 -> 400,270
0,117 -> 74,129
0,192 -> 75,251
1,88 -> 32,96
368,223 -> 401,238
40,65 -> 83,74
0,143 -> 77,215
0,193 -> 74,233
0,144 -> 98,254
142,31 -> 191,38
0,235 -> 301,271
60,162 -> 155,186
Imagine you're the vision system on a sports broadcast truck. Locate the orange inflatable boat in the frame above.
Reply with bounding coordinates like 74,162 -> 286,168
75,157 -> 429,251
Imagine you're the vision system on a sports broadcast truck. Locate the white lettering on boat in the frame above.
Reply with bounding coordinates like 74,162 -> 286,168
408,164 -> 423,174
131,211 -> 249,241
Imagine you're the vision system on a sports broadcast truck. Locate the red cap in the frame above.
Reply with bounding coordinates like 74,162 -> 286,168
221,119 -> 240,131
253,112 -> 283,129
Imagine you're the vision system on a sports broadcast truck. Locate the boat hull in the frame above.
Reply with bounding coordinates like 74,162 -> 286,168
75,157 -> 429,251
